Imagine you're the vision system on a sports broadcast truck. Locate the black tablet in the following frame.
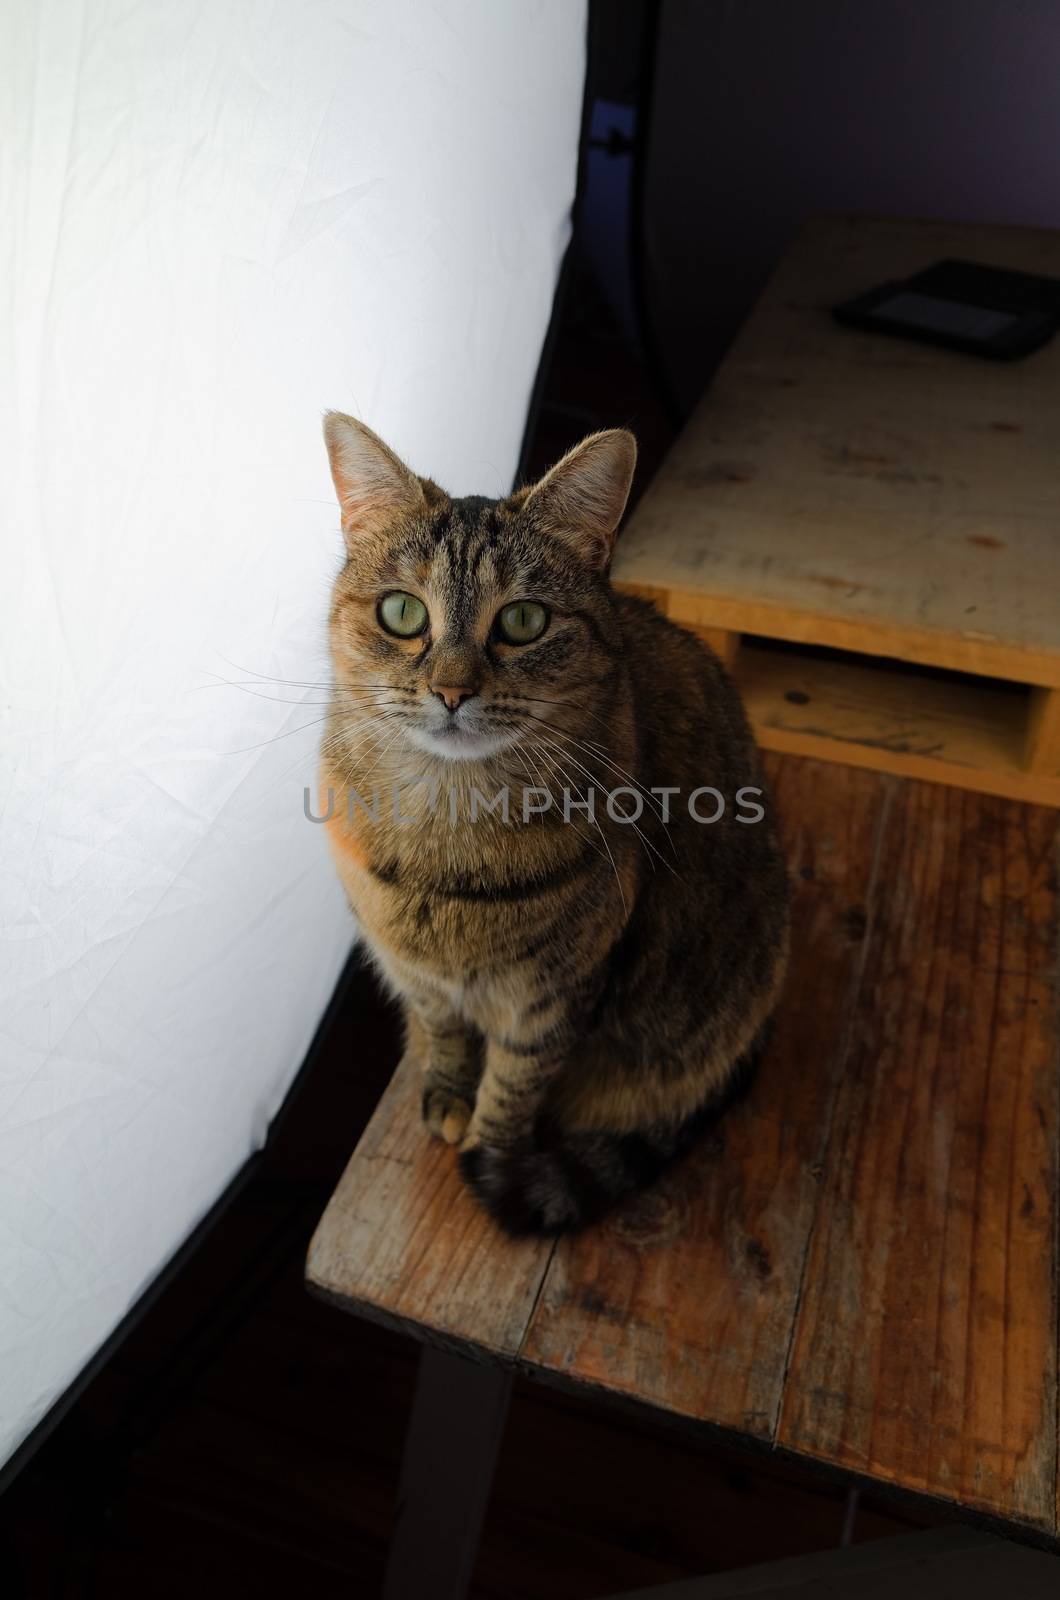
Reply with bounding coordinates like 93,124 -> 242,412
834,258 -> 1060,360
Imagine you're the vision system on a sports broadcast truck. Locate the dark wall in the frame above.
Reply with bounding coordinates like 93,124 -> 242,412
646,0 -> 1060,412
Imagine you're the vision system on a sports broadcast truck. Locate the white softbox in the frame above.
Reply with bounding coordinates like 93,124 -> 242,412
0,0 -> 586,1470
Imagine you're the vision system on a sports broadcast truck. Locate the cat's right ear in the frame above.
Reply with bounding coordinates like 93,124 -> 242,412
323,413 -> 425,543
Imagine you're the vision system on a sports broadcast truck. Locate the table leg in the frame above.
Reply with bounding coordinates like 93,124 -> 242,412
1025,685 -> 1060,775
690,624 -> 741,670
383,1345 -> 512,1600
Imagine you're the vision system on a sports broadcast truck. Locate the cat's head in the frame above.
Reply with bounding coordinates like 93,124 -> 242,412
322,413 -> 636,763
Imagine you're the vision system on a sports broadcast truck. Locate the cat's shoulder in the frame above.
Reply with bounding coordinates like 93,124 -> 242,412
612,591 -> 727,673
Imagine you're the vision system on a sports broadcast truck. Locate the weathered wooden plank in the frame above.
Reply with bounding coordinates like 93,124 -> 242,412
777,781 -> 1059,1528
305,1050 -> 554,1358
519,755 -> 889,1438
612,217 -> 1060,689
307,757 -> 1060,1529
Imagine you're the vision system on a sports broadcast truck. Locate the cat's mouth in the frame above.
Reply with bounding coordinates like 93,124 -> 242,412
403,718 -> 517,763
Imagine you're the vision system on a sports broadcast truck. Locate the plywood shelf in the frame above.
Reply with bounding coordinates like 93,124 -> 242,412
735,641 -> 1060,806
612,217 -> 1060,804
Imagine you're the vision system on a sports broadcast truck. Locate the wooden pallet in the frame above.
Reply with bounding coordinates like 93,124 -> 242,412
612,217 -> 1060,806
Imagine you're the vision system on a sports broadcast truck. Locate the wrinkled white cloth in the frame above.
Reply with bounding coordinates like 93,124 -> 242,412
0,0 -> 584,1468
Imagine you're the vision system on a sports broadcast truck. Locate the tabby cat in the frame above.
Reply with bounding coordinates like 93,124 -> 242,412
320,413 -> 790,1234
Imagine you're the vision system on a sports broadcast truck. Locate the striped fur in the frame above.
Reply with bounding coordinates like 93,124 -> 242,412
321,416 -> 790,1235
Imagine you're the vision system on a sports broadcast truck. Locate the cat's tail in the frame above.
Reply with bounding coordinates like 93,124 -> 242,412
459,1035 -> 765,1237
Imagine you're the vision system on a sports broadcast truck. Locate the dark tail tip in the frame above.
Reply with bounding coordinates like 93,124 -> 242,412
458,1133 -> 620,1236
459,1126 -> 676,1237
459,1141 -> 584,1236
461,1023 -> 773,1236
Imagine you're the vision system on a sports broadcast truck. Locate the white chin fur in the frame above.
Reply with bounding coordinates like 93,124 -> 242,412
402,724 -> 516,762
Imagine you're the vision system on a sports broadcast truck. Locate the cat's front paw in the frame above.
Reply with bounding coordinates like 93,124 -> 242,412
422,1086 -> 473,1146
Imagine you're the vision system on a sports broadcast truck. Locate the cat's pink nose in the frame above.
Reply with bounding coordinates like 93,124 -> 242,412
430,685 -> 476,714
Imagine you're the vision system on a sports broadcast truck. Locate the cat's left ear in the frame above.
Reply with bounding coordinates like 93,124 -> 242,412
518,429 -> 637,570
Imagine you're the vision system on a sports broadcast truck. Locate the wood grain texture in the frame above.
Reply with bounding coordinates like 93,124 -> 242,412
611,217 -> 1060,690
306,1051 -> 553,1359
777,782 -> 1060,1527
518,756 -> 888,1437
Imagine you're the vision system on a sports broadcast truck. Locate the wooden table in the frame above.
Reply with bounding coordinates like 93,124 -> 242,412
611,217 -> 1060,806
307,755 -> 1060,1594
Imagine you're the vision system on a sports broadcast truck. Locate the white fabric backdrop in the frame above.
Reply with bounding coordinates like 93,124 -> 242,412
0,0 -> 585,1469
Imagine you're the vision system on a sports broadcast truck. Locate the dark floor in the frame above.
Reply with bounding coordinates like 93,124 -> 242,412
2,266 -> 943,1599
2,954 -> 938,1600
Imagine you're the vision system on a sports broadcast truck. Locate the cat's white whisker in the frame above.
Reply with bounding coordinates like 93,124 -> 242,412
512,706 -> 673,834
530,728 -> 681,880
525,741 -> 612,870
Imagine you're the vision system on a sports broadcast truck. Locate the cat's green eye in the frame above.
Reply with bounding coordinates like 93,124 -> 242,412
378,591 -> 428,638
497,600 -> 549,645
